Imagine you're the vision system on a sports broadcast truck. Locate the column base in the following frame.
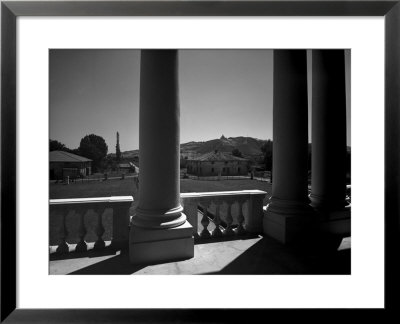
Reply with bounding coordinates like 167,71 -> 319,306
310,194 -> 351,237
132,205 -> 187,229
129,219 -> 194,265
263,199 -> 316,244
316,206 -> 351,237
310,193 -> 348,211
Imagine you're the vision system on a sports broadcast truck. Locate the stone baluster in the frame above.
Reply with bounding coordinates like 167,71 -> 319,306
56,208 -> 69,254
245,192 -> 267,233
235,200 -> 246,235
94,206 -> 106,250
224,200 -> 234,236
182,198 -> 199,237
200,201 -> 211,238
111,197 -> 133,250
212,200 -> 223,237
75,206 -> 87,252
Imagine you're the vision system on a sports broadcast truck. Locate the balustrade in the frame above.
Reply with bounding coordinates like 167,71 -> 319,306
50,190 -> 266,253
181,190 -> 267,240
49,196 -> 133,254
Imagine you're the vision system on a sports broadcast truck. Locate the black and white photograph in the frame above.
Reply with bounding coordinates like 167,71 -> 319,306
2,0 -> 397,319
49,49 -> 351,275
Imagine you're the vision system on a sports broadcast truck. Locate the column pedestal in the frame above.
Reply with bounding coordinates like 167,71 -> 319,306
264,198 -> 315,244
130,222 -> 194,265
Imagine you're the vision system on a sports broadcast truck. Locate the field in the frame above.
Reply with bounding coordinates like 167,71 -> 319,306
50,177 -> 272,200
50,177 -> 139,199
181,178 -> 271,196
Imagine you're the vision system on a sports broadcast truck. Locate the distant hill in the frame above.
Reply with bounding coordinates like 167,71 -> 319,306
180,135 -> 269,159
110,135 -> 269,160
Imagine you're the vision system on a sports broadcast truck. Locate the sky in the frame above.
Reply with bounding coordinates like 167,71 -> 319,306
50,49 -> 350,153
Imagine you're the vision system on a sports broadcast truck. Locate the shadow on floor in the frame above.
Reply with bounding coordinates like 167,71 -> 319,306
68,250 -> 146,275
204,236 -> 351,275
67,250 -> 195,275
50,247 -> 118,261
194,232 -> 260,245
54,235 -> 350,275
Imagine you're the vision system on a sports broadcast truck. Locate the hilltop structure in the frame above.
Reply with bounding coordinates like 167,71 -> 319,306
186,150 -> 248,177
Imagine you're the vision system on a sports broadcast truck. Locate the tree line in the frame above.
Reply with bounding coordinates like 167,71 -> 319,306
235,140 -> 350,178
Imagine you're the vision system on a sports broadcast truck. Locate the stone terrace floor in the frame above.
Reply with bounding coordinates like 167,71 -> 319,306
50,235 -> 351,275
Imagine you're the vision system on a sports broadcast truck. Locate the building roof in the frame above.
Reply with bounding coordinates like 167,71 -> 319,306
189,151 -> 248,162
50,150 -> 92,163
118,163 -> 132,168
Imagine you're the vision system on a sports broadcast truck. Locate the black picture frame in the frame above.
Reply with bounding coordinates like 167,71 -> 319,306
1,0 -> 399,322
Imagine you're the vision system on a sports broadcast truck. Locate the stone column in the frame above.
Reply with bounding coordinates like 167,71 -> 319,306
309,50 -> 350,239
129,50 -> 193,264
310,50 -> 348,212
263,50 -> 314,244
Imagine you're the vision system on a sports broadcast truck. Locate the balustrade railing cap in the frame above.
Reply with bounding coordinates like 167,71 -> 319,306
180,189 -> 267,198
50,196 -> 134,205
108,196 -> 134,202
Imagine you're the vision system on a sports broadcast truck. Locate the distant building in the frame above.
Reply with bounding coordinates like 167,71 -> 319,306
49,150 -> 92,180
118,162 -> 138,173
186,150 -> 249,177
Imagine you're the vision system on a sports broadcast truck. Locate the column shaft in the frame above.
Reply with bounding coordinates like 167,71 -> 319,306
271,50 -> 309,205
310,50 -> 348,210
133,50 -> 186,229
